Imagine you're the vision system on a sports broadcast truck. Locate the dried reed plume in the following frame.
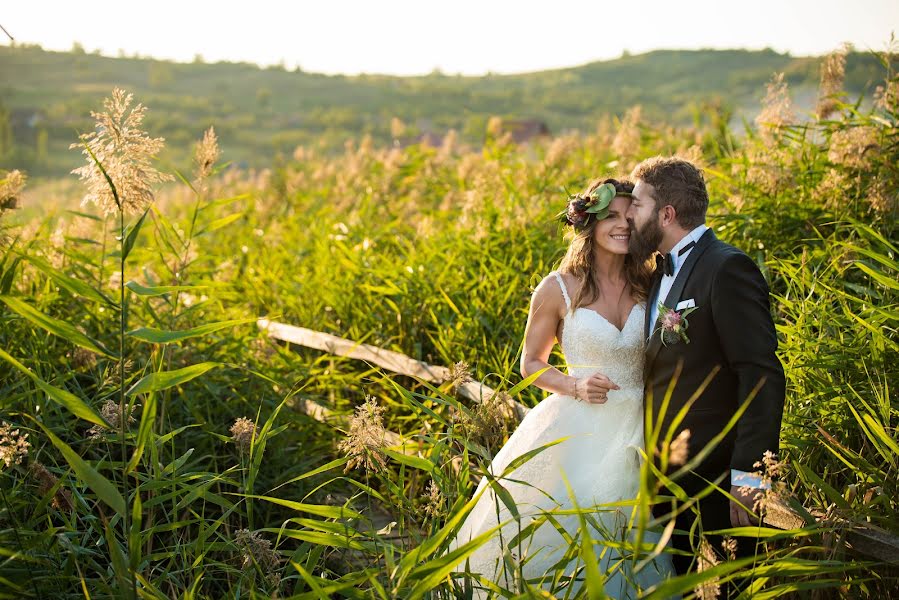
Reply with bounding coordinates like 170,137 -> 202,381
0,169 -> 26,214
68,347 -> 98,370
443,361 -> 472,390
612,105 -> 642,163
738,450 -> 787,517
193,126 -> 220,182
29,462 -> 75,511
390,117 -> 406,139
338,396 -> 388,474
667,429 -> 690,466
742,144 -> 795,196
721,536 -> 738,561
0,169 -> 26,244
234,528 -> 281,586
88,399 -> 138,438
827,126 -> 880,169
486,116 -> 504,139
868,176 -> 897,213
70,88 -> 173,216
0,421 -> 30,468
816,44 -> 850,119
755,73 -> 795,143
230,417 -> 257,451
423,479 -> 445,518
459,391 -> 515,451
695,537 -> 721,599
874,79 -> 899,113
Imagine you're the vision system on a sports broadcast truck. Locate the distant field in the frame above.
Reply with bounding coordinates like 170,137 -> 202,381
0,44 -> 890,177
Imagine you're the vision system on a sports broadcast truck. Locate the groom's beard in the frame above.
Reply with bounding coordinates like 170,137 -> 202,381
628,212 -> 663,261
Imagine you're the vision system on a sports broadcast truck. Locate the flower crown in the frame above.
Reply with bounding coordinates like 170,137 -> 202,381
558,182 -> 630,230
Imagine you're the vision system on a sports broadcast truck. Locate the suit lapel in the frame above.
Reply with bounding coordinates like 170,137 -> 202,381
644,228 -> 717,377
644,270 -> 662,339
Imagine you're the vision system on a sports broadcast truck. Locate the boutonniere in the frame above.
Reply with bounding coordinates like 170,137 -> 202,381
655,302 -> 698,346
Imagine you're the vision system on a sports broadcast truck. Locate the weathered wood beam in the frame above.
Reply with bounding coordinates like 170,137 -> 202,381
257,318 -> 529,419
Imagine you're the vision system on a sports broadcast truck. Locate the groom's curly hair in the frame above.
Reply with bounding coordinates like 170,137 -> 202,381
631,156 -> 708,229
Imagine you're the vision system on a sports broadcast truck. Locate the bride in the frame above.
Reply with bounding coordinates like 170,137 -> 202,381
449,178 -> 676,598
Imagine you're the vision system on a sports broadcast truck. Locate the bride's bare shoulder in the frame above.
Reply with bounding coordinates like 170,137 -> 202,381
530,271 -> 570,312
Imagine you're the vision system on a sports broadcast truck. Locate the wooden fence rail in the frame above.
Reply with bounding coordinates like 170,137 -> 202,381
257,318 -> 899,564
257,318 -> 529,420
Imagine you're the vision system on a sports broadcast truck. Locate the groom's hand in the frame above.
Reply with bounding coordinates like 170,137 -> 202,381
730,485 -> 762,528
575,372 -> 620,404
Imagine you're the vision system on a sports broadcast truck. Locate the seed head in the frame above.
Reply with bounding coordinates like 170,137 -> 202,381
668,429 -> 690,466
874,79 -> 899,112
0,169 -> 26,214
230,417 -> 257,451
868,175 -> 897,214
721,536 -> 738,561
68,347 -> 98,370
390,117 -> 406,139
193,126 -> 220,182
88,399 -> 138,438
234,528 -> 281,586
423,479 -> 445,518
443,361 -> 472,389
694,537 -> 721,599
70,88 -> 173,216
486,116 -> 504,138
827,126 -> 879,169
459,391 -> 515,451
338,396 -> 388,474
816,44 -> 850,119
0,422 -> 30,468
612,105 -> 642,163
29,462 -> 75,512
756,73 -> 795,144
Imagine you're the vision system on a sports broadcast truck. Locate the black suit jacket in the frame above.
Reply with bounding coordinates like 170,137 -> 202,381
643,228 -> 785,478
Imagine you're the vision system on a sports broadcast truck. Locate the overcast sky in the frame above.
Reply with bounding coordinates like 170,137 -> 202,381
3,1 -> 897,75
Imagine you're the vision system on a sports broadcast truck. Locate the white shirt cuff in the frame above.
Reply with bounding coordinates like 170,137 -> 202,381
731,469 -> 771,489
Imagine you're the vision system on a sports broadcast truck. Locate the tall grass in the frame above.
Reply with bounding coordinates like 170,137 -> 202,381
0,46 -> 896,598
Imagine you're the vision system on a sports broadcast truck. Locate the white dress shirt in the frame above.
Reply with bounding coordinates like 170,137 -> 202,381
648,224 -> 709,327
648,223 -> 766,489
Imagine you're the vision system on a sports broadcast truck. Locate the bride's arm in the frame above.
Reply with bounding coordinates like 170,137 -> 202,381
520,276 -> 619,403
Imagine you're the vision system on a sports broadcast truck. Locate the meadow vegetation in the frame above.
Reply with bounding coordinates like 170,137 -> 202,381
0,42 -> 897,598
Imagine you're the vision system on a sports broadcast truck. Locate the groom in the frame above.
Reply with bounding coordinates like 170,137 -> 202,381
625,156 -> 786,577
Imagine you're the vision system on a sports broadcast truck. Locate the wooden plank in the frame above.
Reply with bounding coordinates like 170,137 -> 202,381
763,495 -> 899,564
844,522 -> 899,565
258,318 -> 449,382
258,318 -> 530,419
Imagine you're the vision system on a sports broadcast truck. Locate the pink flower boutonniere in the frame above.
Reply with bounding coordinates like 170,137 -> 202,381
655,302 -> 698,346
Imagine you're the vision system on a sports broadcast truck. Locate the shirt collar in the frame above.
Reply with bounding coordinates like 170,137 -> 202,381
669,224 -> 709,271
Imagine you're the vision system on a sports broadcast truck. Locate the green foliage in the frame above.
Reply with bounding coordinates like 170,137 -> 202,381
0,52 -> 897,598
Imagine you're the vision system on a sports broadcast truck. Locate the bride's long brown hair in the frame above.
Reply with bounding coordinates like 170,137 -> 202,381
558,177 -> 654,310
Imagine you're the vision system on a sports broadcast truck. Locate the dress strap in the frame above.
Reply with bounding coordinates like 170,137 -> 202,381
552,271 -> 572,311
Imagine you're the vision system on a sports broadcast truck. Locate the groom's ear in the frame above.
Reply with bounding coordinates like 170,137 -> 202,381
659,204 -> 677,227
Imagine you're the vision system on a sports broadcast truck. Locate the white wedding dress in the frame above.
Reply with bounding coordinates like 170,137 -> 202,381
449,271 -> 675,598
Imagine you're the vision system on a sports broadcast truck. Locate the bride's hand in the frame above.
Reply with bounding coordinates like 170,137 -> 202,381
574,372 -> 621,404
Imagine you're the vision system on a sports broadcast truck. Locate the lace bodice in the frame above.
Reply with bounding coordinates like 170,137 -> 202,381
553,271 -> 646,395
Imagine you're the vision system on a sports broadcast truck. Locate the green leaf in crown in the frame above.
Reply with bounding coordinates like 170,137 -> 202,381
583,182 -> 617,220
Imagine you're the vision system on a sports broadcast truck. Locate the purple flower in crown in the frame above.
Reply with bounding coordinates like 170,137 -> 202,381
558,182 -> 626,230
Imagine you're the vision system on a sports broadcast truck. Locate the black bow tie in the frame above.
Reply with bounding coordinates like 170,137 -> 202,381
655,241 -> 696,277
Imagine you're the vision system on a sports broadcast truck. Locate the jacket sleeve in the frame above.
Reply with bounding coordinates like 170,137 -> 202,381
710,251 -> 786,472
